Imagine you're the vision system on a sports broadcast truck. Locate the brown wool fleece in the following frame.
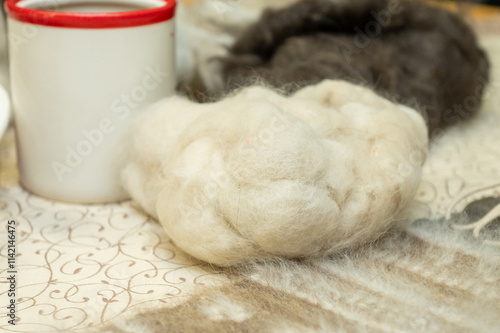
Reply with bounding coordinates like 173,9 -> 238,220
202,0 -> 490,136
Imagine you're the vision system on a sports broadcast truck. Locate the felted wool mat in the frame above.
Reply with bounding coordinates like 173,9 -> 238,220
105,214 -> 500,333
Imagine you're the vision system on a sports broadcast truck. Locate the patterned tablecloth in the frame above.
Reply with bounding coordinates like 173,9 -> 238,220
0,128 -> 229,332
1,7 -> 500,333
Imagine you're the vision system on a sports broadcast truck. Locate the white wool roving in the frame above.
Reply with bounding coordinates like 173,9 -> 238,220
122,80 -> 429,266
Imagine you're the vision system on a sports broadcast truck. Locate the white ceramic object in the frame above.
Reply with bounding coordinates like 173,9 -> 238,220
0,85 -> 9,142
6,0 -> 176,203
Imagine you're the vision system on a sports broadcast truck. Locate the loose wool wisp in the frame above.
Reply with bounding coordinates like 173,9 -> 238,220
122,80 -> 428,266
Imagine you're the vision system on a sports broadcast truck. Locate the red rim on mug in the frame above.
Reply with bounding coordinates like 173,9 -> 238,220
5,0 -> 176,29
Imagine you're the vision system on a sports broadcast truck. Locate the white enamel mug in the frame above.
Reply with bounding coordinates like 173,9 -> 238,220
6,0 -> 176,203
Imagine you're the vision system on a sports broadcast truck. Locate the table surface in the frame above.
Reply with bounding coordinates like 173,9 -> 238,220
1,3 -> 500,332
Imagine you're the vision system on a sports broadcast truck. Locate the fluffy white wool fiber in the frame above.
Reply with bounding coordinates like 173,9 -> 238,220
122,80 -> 428,266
